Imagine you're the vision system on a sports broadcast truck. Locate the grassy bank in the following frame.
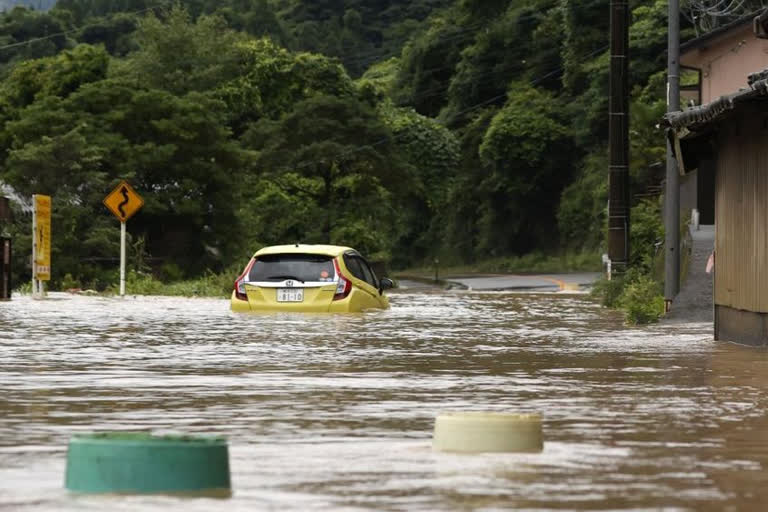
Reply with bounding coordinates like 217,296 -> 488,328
15,270 -> 235,298
107,271 -> 234,297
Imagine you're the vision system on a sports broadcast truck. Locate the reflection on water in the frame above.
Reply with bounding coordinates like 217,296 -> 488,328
2,290 -> 768,511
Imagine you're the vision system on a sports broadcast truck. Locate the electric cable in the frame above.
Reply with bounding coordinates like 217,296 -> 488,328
0,1 -> 172,53
273,43 -> 612,174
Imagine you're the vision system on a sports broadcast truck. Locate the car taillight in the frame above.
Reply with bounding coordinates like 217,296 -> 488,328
333,259 -> 351,301
234,258 -> 255,301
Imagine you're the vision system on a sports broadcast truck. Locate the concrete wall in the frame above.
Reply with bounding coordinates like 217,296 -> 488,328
681,23 -> 768,104
716,305 -> 768,346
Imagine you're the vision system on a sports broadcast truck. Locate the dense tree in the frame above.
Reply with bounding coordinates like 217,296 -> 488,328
0,6 -> 69,71
393,12 -> 466,117
277,0 -> 453,76
0,1 -> 56,11
473,84 -> 573,256
241,93 -> 410,261
125,7 -> 244,95
2,79 -> 245,279
0,0 -> 715,288
376,101 -> 459,264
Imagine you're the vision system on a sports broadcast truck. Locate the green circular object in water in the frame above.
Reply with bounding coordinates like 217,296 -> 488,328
65,433 -> 231,496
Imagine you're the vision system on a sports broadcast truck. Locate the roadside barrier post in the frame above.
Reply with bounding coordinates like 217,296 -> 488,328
0,197 -> 10,300
0,237 -> 10,301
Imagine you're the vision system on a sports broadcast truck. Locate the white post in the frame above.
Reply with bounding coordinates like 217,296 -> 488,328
120,221 -> 126,296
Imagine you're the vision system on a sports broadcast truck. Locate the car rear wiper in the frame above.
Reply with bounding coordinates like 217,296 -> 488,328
266,275 -> 306,283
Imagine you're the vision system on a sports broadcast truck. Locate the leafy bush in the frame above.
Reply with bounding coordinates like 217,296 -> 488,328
617,274 -> 664,325
59,273 -> 80,291
591,268 -> 664,325
630,199 -> 664,273
14,281 -> 32,295
590,275 -> 625,308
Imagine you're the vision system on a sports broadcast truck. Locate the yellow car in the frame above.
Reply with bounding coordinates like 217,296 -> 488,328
231,244 -> 395,313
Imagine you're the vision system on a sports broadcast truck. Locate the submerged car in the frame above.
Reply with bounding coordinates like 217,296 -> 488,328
231,244 -> 395,313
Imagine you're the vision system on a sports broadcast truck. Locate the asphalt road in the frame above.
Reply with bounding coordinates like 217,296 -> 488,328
664,225 -> 714,323
398,273 -> 601,292
447,273 -> 600,291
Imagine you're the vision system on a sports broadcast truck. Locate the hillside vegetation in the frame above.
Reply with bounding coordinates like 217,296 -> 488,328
0,0 -> 759,289
0,1 -> 56,10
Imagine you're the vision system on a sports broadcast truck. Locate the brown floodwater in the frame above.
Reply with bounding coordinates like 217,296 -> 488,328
1,287 -> 767,511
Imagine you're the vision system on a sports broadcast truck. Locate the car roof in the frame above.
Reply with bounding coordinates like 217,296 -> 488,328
253,244 -> 355,258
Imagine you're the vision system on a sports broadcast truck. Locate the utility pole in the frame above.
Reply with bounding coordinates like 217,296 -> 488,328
608,0 -> 630,276
664,0 -> 681,309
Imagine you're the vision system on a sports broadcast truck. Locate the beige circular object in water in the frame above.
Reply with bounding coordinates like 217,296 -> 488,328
433,412 -> 543,453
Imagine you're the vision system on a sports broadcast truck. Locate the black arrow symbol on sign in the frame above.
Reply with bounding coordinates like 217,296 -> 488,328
118,186 -> 130,218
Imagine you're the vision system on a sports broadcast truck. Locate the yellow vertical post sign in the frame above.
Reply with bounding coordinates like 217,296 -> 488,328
32,194 -> 51,298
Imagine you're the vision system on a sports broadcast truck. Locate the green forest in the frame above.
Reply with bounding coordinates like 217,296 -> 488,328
0,0 -> 757,290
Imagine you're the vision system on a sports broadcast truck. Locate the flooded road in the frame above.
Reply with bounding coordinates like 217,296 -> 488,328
2,288 -> 768,511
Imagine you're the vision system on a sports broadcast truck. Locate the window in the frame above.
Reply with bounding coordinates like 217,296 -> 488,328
248,253 -> 334,283
343,253 -> 365,282
358,258 -> 378,289
344,253 -> 378,289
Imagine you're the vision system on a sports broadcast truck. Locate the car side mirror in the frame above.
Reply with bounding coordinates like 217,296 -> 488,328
379,278 -> 395,292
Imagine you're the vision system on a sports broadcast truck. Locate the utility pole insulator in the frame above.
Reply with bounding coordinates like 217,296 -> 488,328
754,11 -> 768,39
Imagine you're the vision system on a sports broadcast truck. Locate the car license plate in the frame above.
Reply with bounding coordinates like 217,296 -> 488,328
277,288 -> 304,302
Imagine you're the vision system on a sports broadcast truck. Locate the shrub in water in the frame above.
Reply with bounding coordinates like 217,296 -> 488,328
590,276 -> 625,308
618,274 -> 664,325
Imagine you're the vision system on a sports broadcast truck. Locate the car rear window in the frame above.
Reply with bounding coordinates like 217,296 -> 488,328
248,253 -> 335,283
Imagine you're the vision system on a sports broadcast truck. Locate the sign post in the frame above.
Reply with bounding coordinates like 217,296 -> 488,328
121,220 -> 126,296
32,195 -> 51,299
103,181 -> 144,296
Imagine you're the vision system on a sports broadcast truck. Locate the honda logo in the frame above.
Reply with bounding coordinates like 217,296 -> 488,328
285,280 -> 295,287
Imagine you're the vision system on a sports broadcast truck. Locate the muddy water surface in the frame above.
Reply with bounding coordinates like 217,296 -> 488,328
1,288 -> 767,511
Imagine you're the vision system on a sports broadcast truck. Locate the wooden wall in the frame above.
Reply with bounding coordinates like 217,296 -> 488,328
715,110 -> 768,313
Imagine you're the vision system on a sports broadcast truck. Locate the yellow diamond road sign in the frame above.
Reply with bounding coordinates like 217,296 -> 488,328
104,180 -> 144,222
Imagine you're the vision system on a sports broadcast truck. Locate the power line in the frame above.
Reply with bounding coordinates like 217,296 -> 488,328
444,44 -> 610,124
0,1 -> 171,53
272,43 -> 612,175
0,4 -> 609,177
301,8 -> 552,79
315,9 -> 550,71
341,22 -> 486,68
